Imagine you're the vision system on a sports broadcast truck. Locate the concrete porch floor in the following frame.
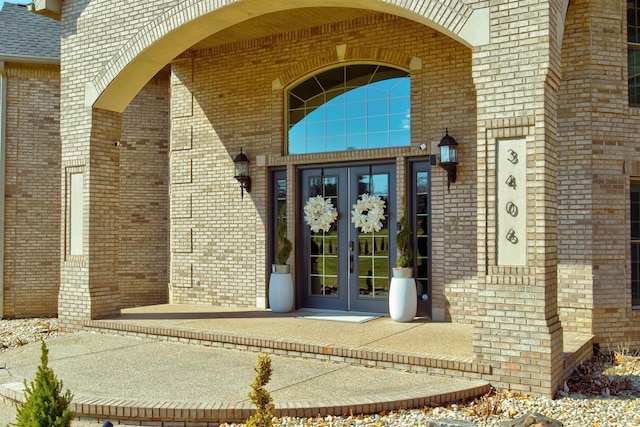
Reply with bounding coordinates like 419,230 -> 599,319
87,304 -> 593,368
105,304 -> 476,358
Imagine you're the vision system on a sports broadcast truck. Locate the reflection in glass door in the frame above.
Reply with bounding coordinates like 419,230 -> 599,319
299,164 -> 396,313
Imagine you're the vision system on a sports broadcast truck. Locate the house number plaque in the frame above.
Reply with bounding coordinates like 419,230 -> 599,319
497,138 -> 526,265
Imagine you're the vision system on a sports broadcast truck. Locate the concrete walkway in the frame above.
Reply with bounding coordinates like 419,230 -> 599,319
0,331 -> 489,426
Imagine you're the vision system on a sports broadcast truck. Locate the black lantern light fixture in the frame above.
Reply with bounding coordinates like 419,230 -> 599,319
233,147 -> 251,198
437,128 -> 458,190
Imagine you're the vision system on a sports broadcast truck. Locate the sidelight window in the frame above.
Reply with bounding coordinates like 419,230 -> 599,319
631,183 -> 640,307
628,0 -> 640,105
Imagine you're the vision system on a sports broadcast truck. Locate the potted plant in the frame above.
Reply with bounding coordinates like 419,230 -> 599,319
269,204 -> 294,312
274,203 -> 293,274
389,197 -> 417,322
394,197 -> 413,276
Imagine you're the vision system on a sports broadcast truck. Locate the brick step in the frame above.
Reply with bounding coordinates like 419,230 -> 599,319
84,319 -> 492,379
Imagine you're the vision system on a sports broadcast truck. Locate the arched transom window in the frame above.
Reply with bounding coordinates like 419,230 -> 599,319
287,64 -> 410,155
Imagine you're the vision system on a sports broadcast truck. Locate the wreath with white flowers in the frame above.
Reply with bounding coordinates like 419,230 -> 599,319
304,195 -> 338,233
351,193 -> 386,233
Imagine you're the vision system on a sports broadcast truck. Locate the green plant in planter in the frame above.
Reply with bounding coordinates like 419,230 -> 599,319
396,197 -> 413,268
275,204 -> 292,266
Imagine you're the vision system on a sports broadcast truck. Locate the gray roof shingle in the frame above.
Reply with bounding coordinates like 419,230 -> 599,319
0,2 -> 60,61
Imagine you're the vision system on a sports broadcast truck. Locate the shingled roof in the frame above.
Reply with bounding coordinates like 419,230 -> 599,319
0,2 -> 59,62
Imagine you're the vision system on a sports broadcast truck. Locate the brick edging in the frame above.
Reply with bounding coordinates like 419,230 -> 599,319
0,380 -> 490,425
83,320 -> 492,378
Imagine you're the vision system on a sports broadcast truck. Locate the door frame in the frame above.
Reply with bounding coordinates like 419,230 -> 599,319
296,160 -> 397,313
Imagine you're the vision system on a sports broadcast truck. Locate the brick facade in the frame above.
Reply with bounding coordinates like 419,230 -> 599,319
119,72 -> 170,308
557,0 -> 640,348
3,63 -> 60,317
1,0 -> 628,397
168,14 -> 479,317
58,83 -> 169,326
0,53 -> 168,318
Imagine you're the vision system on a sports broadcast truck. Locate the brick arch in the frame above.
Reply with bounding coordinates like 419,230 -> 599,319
89,0 -> 488,113
276,45 -> 418,90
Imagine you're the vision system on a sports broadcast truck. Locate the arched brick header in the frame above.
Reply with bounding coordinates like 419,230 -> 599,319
275,45 -> 419,90
88,0 -> 488,113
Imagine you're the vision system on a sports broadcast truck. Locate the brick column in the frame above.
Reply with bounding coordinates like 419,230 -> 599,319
473,0 -> 564,397
59,108 -> 122,330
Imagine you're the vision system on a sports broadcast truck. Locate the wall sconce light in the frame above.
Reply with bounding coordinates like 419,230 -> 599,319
233,147 -> 251,198
437,128 -> 458,190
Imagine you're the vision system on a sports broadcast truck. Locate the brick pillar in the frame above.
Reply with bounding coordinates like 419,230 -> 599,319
59,108 -> 122,330
473,0 -> 564,397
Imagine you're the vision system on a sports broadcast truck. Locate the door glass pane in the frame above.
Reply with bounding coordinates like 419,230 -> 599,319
355,173 -> 390,298
308,176 -> 339,296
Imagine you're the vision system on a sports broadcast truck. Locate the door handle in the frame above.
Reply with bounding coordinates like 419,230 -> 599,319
349,241 -> 354,273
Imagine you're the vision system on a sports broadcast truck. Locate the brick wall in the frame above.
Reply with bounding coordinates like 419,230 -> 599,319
3,63 -> 60,318
557,0 -> 640,349
2,62 -> 169,320
55,0 -> 640,395
168,13 -> 478,321
58,0 -> 176,327
119,71 -> 170,308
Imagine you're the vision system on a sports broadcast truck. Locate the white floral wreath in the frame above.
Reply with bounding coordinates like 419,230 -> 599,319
351,193 -> 386,233
304,195 -> 338,233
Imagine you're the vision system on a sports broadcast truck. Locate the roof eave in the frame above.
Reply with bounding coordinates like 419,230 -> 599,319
0,54 -> 60,65
27,0 -> 61,21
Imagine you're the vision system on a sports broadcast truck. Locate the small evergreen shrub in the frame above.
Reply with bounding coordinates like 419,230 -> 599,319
246,353 -> 275,427
13,341 -> 74,427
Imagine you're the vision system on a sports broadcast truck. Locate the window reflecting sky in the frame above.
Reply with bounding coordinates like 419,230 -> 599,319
288,65 -> 410,154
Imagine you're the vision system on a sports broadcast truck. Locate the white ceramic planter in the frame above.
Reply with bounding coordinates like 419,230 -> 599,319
269,265 -> 294,313
388,268 -> 417,322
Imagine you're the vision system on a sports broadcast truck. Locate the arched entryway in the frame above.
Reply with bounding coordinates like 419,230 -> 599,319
69,2 -> 484,320
87,0 -> 488,112
58,0 -> 568,398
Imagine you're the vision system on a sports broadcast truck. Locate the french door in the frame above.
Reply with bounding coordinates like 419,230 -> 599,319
299,163 -> 396,313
